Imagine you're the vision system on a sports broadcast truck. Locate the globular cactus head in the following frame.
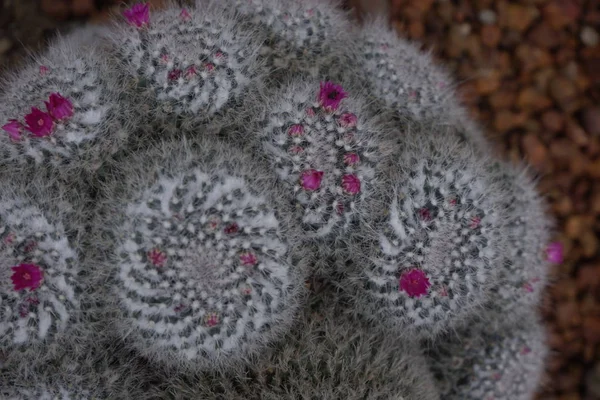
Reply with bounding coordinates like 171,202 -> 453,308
159,294 -> 440,400
93,138 -> 307,371
111,1 -> 263,129
256,79 -> 391,240
234,0 -> 357,84
426,320 -> 548,400
0,181 -> 84,358
483,162 -> 554,327
0,28 -> 127,177
343,129 -> 506,338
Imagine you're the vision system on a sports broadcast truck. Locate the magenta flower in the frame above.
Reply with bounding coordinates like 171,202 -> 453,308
300,169 -> 324,191
342,174 -> 361,195
24,107 -> 54,137
224,223 -> 239,235
343,153 -> 360,165
522,282 -> 534,293
318,81 -> 347,111
418,208 -> 432,221
305,108 -> 316,118
39,65 -> 49,76
398,268 -> 431,298
168,69 -> 182,81
148,248 -> 167,267
288,145 -> 304,154
11,263 -> 44,291
2,120 -> 24,141
546,242 -> 563,264
205,312 -> 220,327
339,112 -> 358,128
45,93 -> 73,121
287,124 -> 304,136
469,216 -> 481,229
124,3 -> 150,27
185,65 -> 198,78
240,252 -> 258,266
205,63 -> 215,72
180,8 -> 191,21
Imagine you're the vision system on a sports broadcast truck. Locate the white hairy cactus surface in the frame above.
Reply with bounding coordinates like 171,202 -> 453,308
234,0 -> 355,82
257,79 -> 389,239
344,130 -> 505,338
0,192 -> 81,349
0,29 -> 127,175
158,297 -> 440,400
485,162 -> 553,326
96,139 -> 305,371
427,320 -> 548,400
112,1 -> 262,121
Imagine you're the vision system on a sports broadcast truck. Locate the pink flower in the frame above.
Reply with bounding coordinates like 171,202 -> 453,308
418,208 -> 432,221
24,107 -> 54,137
305,108 -> 316,118
180,8 -> 191,21
522,282 -> 534,293
300,169 -> 324,191
45,93 -> 73,121
11,263 -> 44,291
398,268 -> 430,298
336,203 -> 345,215
288,145 -> 304,154
339,112 -> 357,128
318,81 -> 347,111
124,3 -> 150,27
148,248 -> 167,267
520,346 -> 532,355
342,174 -> 361,195
343,153 -> 360,165
224,223 -> 239,234
39,65 -> 49,76
546,242 -> 563,264
2,120 -> 24,141
185,65 -> 198,78
205,63 -> 215,72
287,124 -> 304,136
205,312 -> 219,327
168,69 -> 182,81
240,252 -> 258,266
470,216 -> 481,229
240,285 -> 252,295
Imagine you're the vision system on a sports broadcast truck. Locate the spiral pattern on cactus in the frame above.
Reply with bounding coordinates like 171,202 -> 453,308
0,31 -> 124,172
427,320 -> 548,400
0,197 -> 80,346
259,81 -> 383,238
347,133 -> 504,337
113,165 -> 298,367
115,4 -> 259,117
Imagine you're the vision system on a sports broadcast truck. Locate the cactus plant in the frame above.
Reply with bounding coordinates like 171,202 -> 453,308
0,1 -> 557,398
109,1 -> 263,130
0,179 -> 85,361
342,129 -> 506,338
0,28 -> 128,178
255,78 -> 392,239
92,137 -> 307,371
426,319 -> 548,400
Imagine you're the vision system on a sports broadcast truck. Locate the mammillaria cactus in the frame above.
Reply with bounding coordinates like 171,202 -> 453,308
158,295 -> 441,400
93,138 -> 307,371
426,320 -> 548,400
342,129 -> 506,338
0,28 -> 128,177
256,79 -> 391,240
110,1 -> 263,129
0,1 -> 557,398
0,180 -> 84,362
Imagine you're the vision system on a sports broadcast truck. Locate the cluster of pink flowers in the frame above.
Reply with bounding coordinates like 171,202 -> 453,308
2,92 -> 74,140
124,3 -> 150,28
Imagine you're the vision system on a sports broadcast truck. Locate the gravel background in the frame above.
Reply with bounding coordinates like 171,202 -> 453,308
0,0 -> 598,399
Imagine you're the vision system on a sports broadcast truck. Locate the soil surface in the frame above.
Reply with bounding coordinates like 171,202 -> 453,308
1,0 -> 598,399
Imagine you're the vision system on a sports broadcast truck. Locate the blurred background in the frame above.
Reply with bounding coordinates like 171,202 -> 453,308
0,0 -> 598,399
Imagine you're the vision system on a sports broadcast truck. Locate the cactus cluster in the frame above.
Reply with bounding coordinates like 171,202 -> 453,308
0,1 -> 556,399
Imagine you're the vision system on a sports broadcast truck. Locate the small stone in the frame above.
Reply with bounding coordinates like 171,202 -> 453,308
478,9 -> 497,24
475,69 -> 501,95
408,21 -> 425,39
582,106 -> 600,136
580,26 -> 599,47
522,133 -> 548,169
0,38 -> 12,55
481,25 -> 502,47
565,215 -> 585,239
72,0 -> 95,16
581,230 -> 598,258
583,316 -> 600,344
488,89 -> 516,110
549,76 -> 578,106
541,110 -> 565,133
41,0 -> 70,19
556,301 -> 580,328
577,264 -> 600,290
566,119 -> 590,146
543,1 -> 581,29
516,87 -> 552,112
528,23 -> 563,49
504,4 -> 538,32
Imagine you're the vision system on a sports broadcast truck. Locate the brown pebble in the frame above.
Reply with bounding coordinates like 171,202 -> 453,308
475,69 -> 501,95
41,0 -> 70,19
504,4 -> 538,32
516,87 -> 553,112
488,89 -> 516,110
71,0 -> 95,16
583,316 -> 600,344
582,106 -> 600,136
542,110 -> 565,132
481,24 -> 501,47
580,231 -> 598,258
565,215 -> 585,238
577,264 -> 600,290
528,22 -> 563,49
565,119 -> 590,146
522,133 -> 548,169
556,301 -> 581,328
549,76 -> 578,107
